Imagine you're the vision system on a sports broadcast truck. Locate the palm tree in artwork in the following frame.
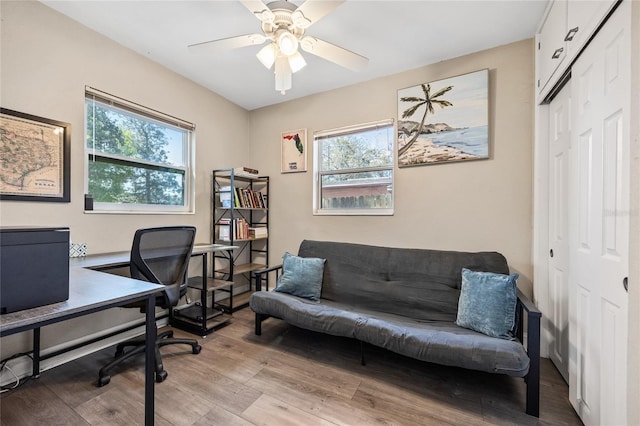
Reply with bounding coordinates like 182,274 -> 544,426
398,83 -> 453,156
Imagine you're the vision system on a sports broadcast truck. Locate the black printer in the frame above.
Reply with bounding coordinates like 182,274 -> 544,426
0,227 -> 70,314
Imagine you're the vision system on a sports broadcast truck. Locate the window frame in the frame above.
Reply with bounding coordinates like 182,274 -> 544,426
84,87 -> 195,214
313,119 -> 395,216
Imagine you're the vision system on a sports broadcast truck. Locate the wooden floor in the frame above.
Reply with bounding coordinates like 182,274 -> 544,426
1,308 -> 582,426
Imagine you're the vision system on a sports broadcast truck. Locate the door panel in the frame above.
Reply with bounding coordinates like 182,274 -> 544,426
548,82 -> 570,382
577,129 -> 593,251
602,111 -> 623,258
575,286 -> 593,416
569,3 -> 629,425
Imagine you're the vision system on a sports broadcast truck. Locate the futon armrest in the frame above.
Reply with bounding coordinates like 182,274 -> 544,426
253,264 -> 283,291
516,289 -> 540,316
253,264 -> 283,275
516,289 -> 541,350
516,289 -> 541,417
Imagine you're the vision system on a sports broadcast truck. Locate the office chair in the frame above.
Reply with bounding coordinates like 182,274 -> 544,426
98,226 -> 202,387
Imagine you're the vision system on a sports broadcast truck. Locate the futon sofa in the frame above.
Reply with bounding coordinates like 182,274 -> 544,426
249,240 -> 541,417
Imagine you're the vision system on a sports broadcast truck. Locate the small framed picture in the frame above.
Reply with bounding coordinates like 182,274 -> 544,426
281,129 -> 306,173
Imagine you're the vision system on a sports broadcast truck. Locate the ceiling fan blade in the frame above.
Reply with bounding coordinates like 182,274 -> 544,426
293,0 -> 345,28
239,0 -> 275,23
188,34 -> 267,53
300,36 -> 368,72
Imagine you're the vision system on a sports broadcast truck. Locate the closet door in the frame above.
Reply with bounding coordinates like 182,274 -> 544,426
548,83 -> 571,383
569,2 -> 630,425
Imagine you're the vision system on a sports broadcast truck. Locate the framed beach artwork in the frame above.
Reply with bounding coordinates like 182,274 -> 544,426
281,129 -> 306,173
0,108 -> 71,202
397,69 -> 489,167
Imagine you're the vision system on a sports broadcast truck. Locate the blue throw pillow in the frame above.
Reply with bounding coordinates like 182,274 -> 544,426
274,252 -> 326,302
455,268 -> 519,340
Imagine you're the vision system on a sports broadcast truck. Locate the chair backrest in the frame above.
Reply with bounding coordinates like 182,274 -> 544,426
130,226 -> 196,308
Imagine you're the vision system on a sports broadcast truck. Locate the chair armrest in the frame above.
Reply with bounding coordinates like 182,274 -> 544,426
253,264 -> 283,291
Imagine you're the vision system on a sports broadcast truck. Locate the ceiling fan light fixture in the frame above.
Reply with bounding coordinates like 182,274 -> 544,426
256,43 -> 277,69
277,31 -> 298,56
274,55 -> 292,95
193,0 -> 367,97
288,51 -> 307,73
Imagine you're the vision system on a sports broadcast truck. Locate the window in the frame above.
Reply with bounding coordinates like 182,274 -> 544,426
85,87 -> 195,213
313,119 -> 394,215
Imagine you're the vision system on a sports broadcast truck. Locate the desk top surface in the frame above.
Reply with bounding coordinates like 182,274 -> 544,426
1,244 -> 235,334
0,267 -> 162,335
70,244 -> 236,270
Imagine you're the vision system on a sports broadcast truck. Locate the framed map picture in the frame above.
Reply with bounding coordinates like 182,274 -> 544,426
0,108 -> 70,202
281,129 -> 306,173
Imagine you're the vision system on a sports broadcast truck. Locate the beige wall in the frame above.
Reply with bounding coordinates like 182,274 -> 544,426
0,1 -> 249,357
1,2 -> 536,365
249,39 -> 535,297
0,1 -> 249,252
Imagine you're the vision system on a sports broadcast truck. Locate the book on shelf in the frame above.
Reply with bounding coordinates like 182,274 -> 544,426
240,189 -> 251,207
249,227 -> 268,239
217,218 -> 267,243
217,218 -> 250,241
219,186 -> 232,208
219,186 -> 266,209
233,187 -> 241,207
218,227 -> 231,241
228,187 -> 266,209
233,166 -> 259,178
233,218 -> 249,240
217,219 -> 231,241
251,191 -> 260,208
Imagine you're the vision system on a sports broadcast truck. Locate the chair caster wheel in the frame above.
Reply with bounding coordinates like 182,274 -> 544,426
98,376 -> 111,387
193,345 -> 202,354
156,370 -> 168,383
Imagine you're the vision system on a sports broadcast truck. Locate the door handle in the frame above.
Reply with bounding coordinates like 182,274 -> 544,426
552,48 -> 564,59
564,27 -> 579,41
623,277 -> 628,292
550,249 -> 554,258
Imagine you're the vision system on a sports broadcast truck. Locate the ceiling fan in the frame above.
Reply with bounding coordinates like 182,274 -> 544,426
188,0 -> 369,95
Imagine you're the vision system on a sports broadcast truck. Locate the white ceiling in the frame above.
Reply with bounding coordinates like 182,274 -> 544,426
40,0 -> 548,111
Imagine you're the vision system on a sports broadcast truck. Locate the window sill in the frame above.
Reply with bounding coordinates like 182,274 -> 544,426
84,209 -> 194,215
313,208 -> 394,216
